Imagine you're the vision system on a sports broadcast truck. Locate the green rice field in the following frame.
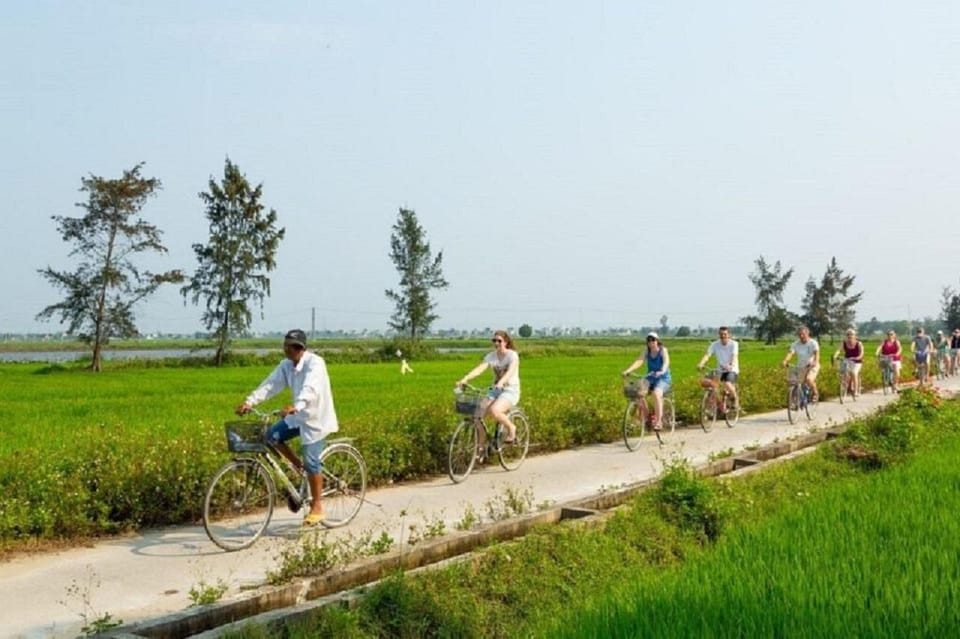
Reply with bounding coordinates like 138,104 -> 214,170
0,338 -> 901,548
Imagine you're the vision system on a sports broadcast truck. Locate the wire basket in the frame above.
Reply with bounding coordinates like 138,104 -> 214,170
224,421 -> 268,453
454,391 -> 483,415
622,378 -> 649,399
786,368 -> 802,384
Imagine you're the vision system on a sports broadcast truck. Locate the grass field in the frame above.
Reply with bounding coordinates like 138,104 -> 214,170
0,338 -> 902,548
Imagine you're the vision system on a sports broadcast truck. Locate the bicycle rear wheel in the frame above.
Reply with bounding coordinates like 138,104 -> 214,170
804,386 -> 819,420
699,391 -> 717,432
448,419 -> 479,483
622,401 -> 646,451
722,391 -> 740,427
319,443 -> 366,528
498,409 -> 530,471
203,458 -> 275,551
659,398 -> 677,440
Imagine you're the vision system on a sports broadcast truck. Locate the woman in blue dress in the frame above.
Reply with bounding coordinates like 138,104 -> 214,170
622,332 -> 672,430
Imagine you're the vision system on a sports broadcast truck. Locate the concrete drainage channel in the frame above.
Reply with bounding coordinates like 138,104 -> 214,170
107,428 -> 842,639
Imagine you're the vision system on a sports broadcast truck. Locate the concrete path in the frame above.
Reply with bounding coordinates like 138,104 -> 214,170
3,376 -> 957,639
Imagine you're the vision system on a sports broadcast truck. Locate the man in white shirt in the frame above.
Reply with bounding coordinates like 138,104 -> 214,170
236,329 -> 339,526
697,326 -> 740,409
781,325 -> 820,401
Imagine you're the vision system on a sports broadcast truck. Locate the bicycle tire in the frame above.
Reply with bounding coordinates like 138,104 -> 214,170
917,362 -> 928,386
787,386 -> 799,424
448,419 -> 480,483
804,386 -> 818,420
498,409 -> 530,471
622,401 -> 646,451
699,390 -> 717,432
318,443 -> 367,528
203,458 -> 275,552
838,371 -> 847,404
722,391 -> 740,427
653,397 -> 677,446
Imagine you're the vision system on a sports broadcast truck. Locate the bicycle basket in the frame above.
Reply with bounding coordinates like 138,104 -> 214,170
454,393 -> 482,415
787,368 -> 801,384
623,378 -> 649,399
224,421 -> 268,453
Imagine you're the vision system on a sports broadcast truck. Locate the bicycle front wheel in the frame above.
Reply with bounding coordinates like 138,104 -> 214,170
622,401 -> 646,451
699,391 -> 717,432
838,373 -> 847,404
787,386 -> 799,424
448,419 -> 479,483
203,458 -> 275,552
498,409 -> 530,471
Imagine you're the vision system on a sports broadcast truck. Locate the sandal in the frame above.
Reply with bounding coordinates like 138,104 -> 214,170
302,511 -> 325,527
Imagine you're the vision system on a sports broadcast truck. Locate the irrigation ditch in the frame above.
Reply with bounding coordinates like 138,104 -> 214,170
103,427 -> 841,639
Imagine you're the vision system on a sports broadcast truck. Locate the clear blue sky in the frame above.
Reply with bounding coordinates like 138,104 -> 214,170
3,1 -> 959,336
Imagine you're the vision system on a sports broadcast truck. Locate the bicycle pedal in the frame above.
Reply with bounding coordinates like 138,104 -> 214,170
286,494 -> 303,514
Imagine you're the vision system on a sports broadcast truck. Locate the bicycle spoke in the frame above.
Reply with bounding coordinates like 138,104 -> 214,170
498,410 -> 530,471
622,401 -> 646,451
448,419 -> 479,482
319,444 -> 367,528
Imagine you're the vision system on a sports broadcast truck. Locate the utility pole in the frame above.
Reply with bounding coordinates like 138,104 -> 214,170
311,307 -> 316,338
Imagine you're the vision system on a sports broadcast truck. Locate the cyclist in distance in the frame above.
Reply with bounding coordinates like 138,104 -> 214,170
911,327 -> 934,384
781,325 -> 820,401
622,332 -> 672,431
832,327 -> 864,397
950,328 -> 960,376
457,330 -> 521,444
236,329 -> 338,527
696,326 -> 740,410
876,329 -> 903,391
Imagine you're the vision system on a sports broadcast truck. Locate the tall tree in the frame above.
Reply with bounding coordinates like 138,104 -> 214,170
940,285 -> 960,331
801,275 -> 830,339
741,256 -> 796,344
799,257 -> 863,342
385,208 -> 448,339
822,257 -> 863,338
181,158 -> 285,365
36,163 -> 183,371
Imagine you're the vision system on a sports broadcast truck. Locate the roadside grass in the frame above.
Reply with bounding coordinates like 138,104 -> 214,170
222,388 -> 959,638
0,339 -> 899,548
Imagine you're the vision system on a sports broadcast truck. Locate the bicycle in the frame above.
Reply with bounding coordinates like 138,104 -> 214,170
203,409 -> 367,551
834,357 -> 860,404
786,366 -> 818,425
447,384 -> 531,483
878,355 -> 897,395
622,374 -> 676,449
698,368 -> 740,432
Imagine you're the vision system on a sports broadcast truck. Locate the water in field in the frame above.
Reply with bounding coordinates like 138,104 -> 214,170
0,348 -> 270,363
